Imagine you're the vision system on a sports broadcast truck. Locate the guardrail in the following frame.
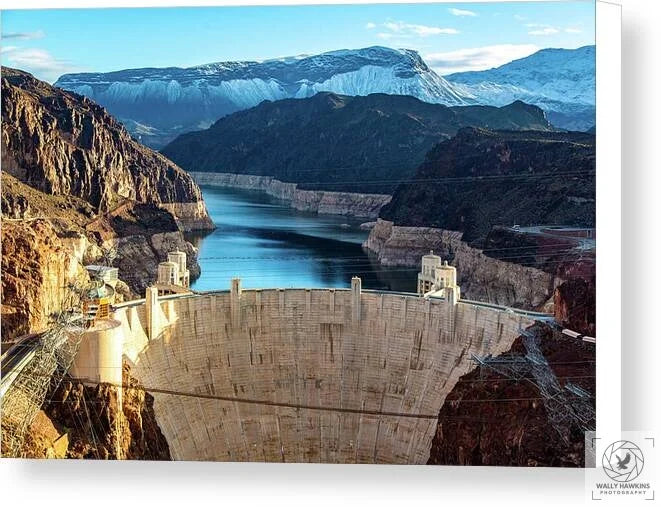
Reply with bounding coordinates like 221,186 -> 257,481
0,347 -> 38,398
458,298 -> 554,318
112,287 -> 553,320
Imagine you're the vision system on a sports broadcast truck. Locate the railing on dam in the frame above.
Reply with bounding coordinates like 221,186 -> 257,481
455,298 -> 555,319
113,285 -> 555,323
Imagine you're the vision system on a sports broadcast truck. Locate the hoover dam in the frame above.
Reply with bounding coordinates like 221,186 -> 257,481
66,276 -> 542,463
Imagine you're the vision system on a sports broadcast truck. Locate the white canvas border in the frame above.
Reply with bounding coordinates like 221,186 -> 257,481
595,0 -> 622,443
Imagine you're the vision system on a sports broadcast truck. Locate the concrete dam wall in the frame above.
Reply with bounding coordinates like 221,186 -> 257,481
113,287 -> 535,463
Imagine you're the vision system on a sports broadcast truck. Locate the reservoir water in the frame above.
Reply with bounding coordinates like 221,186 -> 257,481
186,186 -> 417,292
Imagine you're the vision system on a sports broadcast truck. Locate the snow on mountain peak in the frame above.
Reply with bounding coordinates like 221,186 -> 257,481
445,45 -> 595,130
52,45 -> 595,146
54,46 -> 471,147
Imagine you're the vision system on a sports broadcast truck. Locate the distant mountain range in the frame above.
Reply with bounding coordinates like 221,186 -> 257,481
54,45 -> 595,148
161,92 -> 553,194
446,45 -> 595,132
55,47 -> 469,148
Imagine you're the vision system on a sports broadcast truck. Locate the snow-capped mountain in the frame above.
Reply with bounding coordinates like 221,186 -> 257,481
55,46 -> 471,148
444,45 -> 595,131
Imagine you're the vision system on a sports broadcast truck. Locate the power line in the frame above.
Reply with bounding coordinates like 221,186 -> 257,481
64,377 -> 593,421
193,243 -> 594,261
194,247 -> 593,263
291,170 -> 596,188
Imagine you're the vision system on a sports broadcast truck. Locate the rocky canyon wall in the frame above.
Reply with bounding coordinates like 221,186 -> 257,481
190,172 -> 391,219
1,68 -> 213,232
427,324 -> 594,467
1,69 -> 213,337
364,219 -> 556,309
1,219 -> 89,340
1,176 -> 202,339
371,127 -> 596,323
83,201 -> 202,294
19,363 -> 171,460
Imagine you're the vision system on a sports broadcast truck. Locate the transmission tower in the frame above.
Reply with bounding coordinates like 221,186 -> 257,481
471,326 -> 595,443
1,280 -> 87,458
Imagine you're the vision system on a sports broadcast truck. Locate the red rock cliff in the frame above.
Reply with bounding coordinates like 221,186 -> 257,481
427,324 -> 594,467
20,363 -> 171,460
1,67 -> 212,231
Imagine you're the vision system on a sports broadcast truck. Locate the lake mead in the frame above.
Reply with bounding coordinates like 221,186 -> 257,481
186,186 -> 417,292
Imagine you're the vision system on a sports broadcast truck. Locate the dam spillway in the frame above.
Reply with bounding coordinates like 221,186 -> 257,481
109,286 -> 535,463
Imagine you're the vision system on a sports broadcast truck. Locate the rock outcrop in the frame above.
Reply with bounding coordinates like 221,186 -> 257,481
364,218 -> 596,324
1,219 -> 89,340
379,127 -> 595,243
190,172 -> 391,218
20,411 -> 69,459
364,219 -> 555,309
21,363 -> 171,460
365,127 -> 596,316
554,276 -> 596,336
427,324 -> 594,467
1,68 -> 213,338
484,226 -> 596,334
2,67 -> 212,231
1,175 -> 200,339
84,201 -> 201,292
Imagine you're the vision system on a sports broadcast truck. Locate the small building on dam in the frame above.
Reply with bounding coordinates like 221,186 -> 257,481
60,250 -> 550,464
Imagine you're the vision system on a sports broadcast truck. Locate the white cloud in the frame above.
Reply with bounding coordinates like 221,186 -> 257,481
379,20 -> 459,37
449,8 -> 477,17
514,14 -> 527,22
1,47 -> 81,83
1,30 -> 45,41
1,45 -> 18,54
365,22 -> 376,30
528,27 -> 560,36
425,44 -> 540,75
524,22 -> 579,36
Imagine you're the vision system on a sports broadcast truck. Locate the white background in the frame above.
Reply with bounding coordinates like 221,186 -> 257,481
0,0 -> 659,505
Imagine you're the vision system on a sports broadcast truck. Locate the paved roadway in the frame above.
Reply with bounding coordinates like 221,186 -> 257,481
0,333 -> 41,397
506,225 -> 596,251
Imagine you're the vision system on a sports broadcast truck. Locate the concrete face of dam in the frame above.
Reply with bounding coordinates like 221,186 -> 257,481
116,288 -> 534,463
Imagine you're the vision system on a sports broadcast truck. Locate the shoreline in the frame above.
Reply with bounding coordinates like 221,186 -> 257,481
188,171 -> 391,219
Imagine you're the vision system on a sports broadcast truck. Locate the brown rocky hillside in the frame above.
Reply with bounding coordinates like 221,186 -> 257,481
428,324 -> 594,467
1,68 -> 213,339
1,67 -> 212,231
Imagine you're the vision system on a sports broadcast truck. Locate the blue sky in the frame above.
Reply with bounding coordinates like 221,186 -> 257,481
1,1 -> 595,82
